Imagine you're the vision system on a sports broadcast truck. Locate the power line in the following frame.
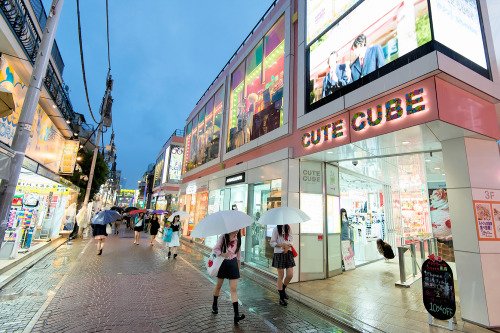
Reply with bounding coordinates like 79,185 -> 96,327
76,0 -> 98,124
106,0 -> 111,72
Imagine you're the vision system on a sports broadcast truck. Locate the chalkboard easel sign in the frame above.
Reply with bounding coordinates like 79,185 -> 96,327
422,254 -> 456,330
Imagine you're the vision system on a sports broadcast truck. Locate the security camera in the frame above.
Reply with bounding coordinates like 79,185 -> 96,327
352,160 -> 358,166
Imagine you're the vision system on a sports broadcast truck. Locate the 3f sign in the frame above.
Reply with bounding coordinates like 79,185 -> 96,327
485,191 -> 495,200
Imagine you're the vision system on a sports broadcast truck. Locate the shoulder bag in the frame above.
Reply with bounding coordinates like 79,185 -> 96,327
206,251 -> 224,277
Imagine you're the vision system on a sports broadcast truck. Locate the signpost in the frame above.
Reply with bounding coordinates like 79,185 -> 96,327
422,254 -> 456,330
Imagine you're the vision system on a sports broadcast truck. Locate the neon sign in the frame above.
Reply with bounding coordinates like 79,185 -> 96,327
351,88 -> 425,132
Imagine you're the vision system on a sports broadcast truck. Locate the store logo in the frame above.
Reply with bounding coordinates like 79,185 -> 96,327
351,88 -> 425,132
186,184 -> 197,194
302,120 -> 345,148
225,173 -> 245,186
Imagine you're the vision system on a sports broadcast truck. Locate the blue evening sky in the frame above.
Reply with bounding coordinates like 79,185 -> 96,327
44,0 -> 275,188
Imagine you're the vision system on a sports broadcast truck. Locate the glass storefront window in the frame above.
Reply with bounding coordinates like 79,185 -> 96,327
247,180 -> 282,273
227,15 -> 285,152
184,85 -> 224,173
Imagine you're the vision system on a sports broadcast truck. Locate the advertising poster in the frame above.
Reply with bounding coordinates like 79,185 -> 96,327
309,0 -> 432,105
341,240 -> 356,270
430,0 -> 487,68
59,140 -> 79,174
161,147 -> 171,184
326,164 -> 339,196
428,188 -> 452,241
474,201 -> 496,239
168,146 -> 183,182
300,161 -> 323,194
153,151 -> 165,188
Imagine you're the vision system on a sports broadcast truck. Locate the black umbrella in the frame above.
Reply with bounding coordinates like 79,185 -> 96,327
124,206 -> 138,213
110,206 -> 124,213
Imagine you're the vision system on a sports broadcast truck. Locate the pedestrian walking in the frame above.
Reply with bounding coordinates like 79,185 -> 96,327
270,224 -> 295,306
211,230 -> 245,324
134,212 -> 145,245
149,214 -> 160,246
166,215 -> 182,258
114,212 -> 122,235
91,223 -> 108,256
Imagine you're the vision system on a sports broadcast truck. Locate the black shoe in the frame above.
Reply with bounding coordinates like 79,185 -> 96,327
283,286 -> 289,299
279,298 -> 287,306
168,251 -> 171,258
174,254 -> 178,259
98,249 -> 102,256
234,314 -> 245,324
212,304 -> 218,314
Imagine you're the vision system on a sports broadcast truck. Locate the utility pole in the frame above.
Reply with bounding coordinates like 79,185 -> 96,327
0,0 -> 65,247
82,75 -> 113,212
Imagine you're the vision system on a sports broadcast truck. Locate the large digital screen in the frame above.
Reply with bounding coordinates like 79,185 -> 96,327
309,0 -> 431,106
430,0 -> 487,69
306,0 -> 360,45
168,146 -> 183,182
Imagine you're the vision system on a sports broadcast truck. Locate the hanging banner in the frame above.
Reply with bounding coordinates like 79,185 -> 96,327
59,140 -> 79,174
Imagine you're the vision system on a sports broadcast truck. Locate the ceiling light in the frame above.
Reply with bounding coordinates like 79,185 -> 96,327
442,173 -> 446,176
327,152 -> 333,154
434,167 -> 440,170
52,104 -> 56,108
66,119 -> 71,124
402,141 -> 410,145
425,159 -> 431,162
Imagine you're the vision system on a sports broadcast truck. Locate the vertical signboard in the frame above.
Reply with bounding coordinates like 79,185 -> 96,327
161,146 -> 171,184
59,140 -> 79,174
168,146 -> 183,183
422,256 -> 456,321
325,164 -> 339,196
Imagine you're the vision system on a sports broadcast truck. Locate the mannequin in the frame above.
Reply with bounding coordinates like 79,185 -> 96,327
340,208 -> 350,241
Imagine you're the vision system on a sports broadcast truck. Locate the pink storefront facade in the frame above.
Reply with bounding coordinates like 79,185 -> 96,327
178,0 -> 500,328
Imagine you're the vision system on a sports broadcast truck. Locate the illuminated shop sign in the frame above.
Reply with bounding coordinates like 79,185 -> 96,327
302,120 -> 345,148
225,173 -> 246,186
351,88 -> 425,132
186,184 -> 197,195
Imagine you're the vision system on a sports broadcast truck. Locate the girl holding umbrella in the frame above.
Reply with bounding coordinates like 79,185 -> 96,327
91,223 -> 107,255
270,224 -> 295,306
211,229 -> 245,324
165,215 -> 182,258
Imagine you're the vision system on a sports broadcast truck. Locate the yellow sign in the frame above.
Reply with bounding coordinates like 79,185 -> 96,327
59,140 -> 79,174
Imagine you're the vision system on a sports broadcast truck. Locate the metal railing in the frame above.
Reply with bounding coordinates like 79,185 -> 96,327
165,129 -> 185,146
0,0 -> 74,124
27,0 -> 64,75
395,238 -> 438,287
195,0 -> 280,105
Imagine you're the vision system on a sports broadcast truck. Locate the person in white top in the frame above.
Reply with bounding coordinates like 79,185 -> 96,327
270,224 -> 295,306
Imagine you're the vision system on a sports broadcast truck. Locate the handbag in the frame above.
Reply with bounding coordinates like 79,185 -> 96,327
291,246 -> 298,258
206,251 -> 224,277
106,224 -> 112,235
163,228 -> 173,242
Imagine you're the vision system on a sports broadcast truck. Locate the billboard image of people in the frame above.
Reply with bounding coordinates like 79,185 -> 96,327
308,0 -> 431,105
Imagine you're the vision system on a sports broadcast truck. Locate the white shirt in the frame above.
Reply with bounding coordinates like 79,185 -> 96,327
270,227 -> 293,254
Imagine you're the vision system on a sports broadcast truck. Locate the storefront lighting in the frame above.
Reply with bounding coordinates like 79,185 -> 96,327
52,104 -> 56,108
66,119 -> 71,124
402,141 -> 410,144
76,156 -> 82,161
425,159 -> 431,162
434,167 -> 441,170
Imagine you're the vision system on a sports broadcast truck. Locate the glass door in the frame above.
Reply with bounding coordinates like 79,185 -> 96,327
326,195 -> 342,276
299,193 -> 325,280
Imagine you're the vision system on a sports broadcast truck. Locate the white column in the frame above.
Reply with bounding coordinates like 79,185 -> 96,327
442,137 -> 500,327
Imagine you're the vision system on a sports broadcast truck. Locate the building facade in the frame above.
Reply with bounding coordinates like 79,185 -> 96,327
175,0 -> 499,328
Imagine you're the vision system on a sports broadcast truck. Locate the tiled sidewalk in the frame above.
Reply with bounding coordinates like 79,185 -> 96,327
289,260 -> 493,333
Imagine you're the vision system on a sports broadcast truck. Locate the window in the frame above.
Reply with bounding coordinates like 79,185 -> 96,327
227,15 -> 286,152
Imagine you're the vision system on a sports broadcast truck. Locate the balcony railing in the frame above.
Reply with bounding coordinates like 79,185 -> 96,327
0,0 -> 75,125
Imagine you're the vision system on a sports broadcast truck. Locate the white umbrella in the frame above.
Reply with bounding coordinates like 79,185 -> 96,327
168,211 -> 190,222
191,210 -> 253,238
257,207 -> 311,225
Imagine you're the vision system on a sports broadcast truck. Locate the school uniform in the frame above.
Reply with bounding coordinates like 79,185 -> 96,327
270,227 -> 296,269
213,234 -> 241,280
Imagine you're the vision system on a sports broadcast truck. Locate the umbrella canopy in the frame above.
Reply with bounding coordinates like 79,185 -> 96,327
152,209 -> 166,214
129,209 -> 148,215
124,207 -> 138,213
0,85 -> 14,118
91,210 -> 121,225
257,207 -> 311,225
110,206 -> 124,213
167,211 -> 190,222
190,210 -> 253,238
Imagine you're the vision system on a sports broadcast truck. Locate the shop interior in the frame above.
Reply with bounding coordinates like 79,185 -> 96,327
301,123 -> 456,279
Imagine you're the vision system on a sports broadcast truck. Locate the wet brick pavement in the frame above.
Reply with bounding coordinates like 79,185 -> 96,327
1,229 -> 350,332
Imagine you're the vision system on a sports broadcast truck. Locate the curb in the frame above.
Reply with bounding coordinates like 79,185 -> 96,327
179,238 -> 380,333
0,238 -> 69,290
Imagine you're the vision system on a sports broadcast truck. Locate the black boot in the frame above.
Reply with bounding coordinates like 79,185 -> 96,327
278,290 -> 287,306
283,284 -> 289,299
174,253 -> 178,259
233,302 -> 245,324
168,251 -> 171,258
212,296 -> 218,314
